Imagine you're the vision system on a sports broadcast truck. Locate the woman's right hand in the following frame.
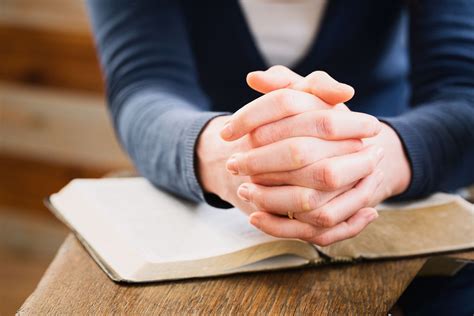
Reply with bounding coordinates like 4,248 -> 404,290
197,115 -> 256,214
197,77 -> 364,216
197,67 -> 384,246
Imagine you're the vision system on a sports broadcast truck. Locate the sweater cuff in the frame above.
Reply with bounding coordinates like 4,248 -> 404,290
183,111 -> 233,208
379,117 -> 431,200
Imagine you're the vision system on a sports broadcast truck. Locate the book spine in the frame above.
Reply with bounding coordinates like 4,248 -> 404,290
311,246 -> 356,266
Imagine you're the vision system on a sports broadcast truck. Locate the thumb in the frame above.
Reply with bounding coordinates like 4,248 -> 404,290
246,65 -> 303,94
293,71 -> 355,105
247,66 -> 354,106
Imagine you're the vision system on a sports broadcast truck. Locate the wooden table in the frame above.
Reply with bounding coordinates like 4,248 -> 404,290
18,235 -> 474,315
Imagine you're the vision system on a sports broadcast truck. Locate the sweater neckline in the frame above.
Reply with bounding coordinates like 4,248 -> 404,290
229,0 -> 336,75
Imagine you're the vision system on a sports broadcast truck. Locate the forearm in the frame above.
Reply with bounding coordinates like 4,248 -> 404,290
382,98 -> 474,199
387,0 -> 474,199
117,89 -> 226,202
86,0 -> 229,202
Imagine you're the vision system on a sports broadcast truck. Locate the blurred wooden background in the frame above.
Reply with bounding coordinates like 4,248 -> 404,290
0,0 -> 132,313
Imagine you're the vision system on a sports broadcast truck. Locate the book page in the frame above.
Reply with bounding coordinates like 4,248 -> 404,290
376,192 -> 462,211
317,195 -> 474,260
52,178 -> 291,264
227,254 -> 310,274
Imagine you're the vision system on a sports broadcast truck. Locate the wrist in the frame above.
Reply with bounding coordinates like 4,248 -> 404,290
365,123 -> 411,197
196,115 -> 250,200
385,124 -> 411,195
196,116 -> 228,194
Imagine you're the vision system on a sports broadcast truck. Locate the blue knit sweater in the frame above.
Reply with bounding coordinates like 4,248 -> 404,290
86,0 -> 474,205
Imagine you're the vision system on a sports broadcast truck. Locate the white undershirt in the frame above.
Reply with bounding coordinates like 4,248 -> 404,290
239,0 -> 328,67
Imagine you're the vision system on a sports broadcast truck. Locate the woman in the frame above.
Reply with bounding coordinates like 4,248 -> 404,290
86,1 -> 474,313
86,1 -> 474,245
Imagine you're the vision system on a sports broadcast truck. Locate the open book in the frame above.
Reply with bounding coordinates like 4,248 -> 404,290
48,178 -> 474,283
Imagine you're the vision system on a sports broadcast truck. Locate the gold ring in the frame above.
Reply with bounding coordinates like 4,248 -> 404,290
288,211 -> 294,219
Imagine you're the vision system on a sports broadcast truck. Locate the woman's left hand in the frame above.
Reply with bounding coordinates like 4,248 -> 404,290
223,66 -> 412,245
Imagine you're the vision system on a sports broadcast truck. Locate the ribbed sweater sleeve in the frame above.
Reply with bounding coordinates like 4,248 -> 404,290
381,0 -> 474,199
86,0 -> 226,202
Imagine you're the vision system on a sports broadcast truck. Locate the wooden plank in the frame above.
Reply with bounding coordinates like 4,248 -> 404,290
0,208 -> 67,315
0,154 -> 107,215
0,82 -> 131,170
0,25 -> 102,92
0,0 -> 90,34
18,235 -> 428,315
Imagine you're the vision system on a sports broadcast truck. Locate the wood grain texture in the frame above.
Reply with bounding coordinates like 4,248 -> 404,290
0,25 -> 102,92
0,83 -> 131,169
0,0 -> 89,33
0,154 -> 105,215
454,252 -> 474,261
0,209 -> 67,315
18,235 -> 435,315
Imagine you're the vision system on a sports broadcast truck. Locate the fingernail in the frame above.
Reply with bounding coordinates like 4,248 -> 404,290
220,122 -> 233,140
237,184 -> 250,202
226,157 -> 239,175
250,215 -> 260,228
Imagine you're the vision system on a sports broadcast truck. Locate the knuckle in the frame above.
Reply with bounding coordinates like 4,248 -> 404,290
321,162 -> 341,190
251,126 -> 273,147
313,208 -> 336,228
312,234 -> 332,247
311,165 -> 324,188
308,70 -> 329,84
289,141 -> 308,168
271,89 -> 295,115
252,189 -> 268,212
298,190 -> 318,212
316,113 -> 337,138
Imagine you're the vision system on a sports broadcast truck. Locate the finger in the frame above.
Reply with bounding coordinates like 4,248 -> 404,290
250,110 -> 382,147
296,170 -> 384,228
249,211 -> 322,241
307,208 -> 378,246
226,137 -> 362,176
251,145 -> 383,190
220,89 -> 331,141
315,146 -> 384,190
249,207 -> 378,246
238,182 -> 345,215
246,65 -> 303,94
292,70 -> 355,105
247,66 -> 354,105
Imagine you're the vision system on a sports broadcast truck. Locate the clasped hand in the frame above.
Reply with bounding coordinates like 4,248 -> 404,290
197,66 -> 411,246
